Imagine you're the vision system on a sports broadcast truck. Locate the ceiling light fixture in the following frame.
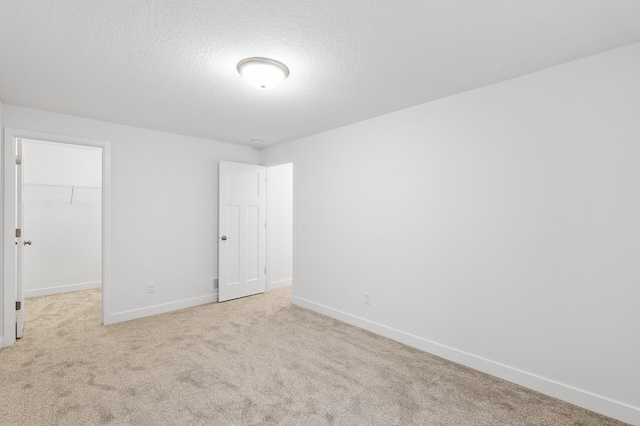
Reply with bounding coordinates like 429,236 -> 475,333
237,57 -> 289,89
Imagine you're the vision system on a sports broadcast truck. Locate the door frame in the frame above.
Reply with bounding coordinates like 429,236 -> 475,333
2,128 -> 112,347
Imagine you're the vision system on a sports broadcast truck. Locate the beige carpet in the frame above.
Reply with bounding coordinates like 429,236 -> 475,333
0,287 -> 625,425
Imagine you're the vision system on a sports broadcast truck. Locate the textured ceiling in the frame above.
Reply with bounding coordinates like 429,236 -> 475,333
1,1 -> 640,148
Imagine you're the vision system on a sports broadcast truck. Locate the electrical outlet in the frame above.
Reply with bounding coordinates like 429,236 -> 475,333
364,292 -> 371,305
148,283 -> 156,293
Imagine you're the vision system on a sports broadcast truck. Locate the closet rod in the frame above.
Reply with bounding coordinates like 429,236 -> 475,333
23,183 -> 101,190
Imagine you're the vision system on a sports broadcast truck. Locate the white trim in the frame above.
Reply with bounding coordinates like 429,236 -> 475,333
108,292 -> 218,324
2,132 -> 17,347
2,128 -> 112,340
101,142 -> 112,325
25,281 -> 101,298
269,278 -> 292,290
293,296 -> 640,425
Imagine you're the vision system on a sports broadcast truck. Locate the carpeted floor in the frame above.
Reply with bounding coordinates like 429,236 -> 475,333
0,287 -> 625,425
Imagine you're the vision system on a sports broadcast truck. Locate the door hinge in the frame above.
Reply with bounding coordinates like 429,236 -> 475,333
16,301 -> 21,311
264,268 -> 266,274
16,228 -> 21,238
15,155 -> 22,165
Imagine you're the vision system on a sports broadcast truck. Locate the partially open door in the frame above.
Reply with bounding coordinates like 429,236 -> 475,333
218,161 -> 266,302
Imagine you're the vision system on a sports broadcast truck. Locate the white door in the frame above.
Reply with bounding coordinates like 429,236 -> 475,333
218,161 -> 266,302
15,139 -> 26,338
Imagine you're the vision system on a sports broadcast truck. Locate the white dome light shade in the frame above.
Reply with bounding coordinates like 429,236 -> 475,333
237,57 -> 289,89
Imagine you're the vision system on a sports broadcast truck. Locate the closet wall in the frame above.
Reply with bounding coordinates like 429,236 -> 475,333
22,139 -> 102,297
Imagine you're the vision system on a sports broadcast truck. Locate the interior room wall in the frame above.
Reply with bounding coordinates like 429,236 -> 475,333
2,105 -> 261,324
266,163 -> 293,290
22,140 -> 102,297
261,42 -> 640,424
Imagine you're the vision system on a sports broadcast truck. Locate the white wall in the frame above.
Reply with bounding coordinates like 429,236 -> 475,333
267,163 -> 293,289
2,106 -> 261,324
22,140 -> 102,297
261,42 -> 640,424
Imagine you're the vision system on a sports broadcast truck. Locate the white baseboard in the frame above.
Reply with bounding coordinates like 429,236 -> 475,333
25,281 -> 102,298
107,291 -> 218,324
0,336 -> 4,349
293,296 -> 640,426
269,278 -> 292,290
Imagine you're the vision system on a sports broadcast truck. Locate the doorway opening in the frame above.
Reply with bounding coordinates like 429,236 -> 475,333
266,162 -> 293,293
3,128 -> 111,348
22,139 -> 102,295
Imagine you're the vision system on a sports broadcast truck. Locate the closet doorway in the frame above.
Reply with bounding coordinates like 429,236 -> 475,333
3,128 -> 111,347
21,139 -> 103,301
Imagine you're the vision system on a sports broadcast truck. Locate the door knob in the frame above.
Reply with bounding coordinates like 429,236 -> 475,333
221,236 -> 227,241
23,240 -> 32,246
